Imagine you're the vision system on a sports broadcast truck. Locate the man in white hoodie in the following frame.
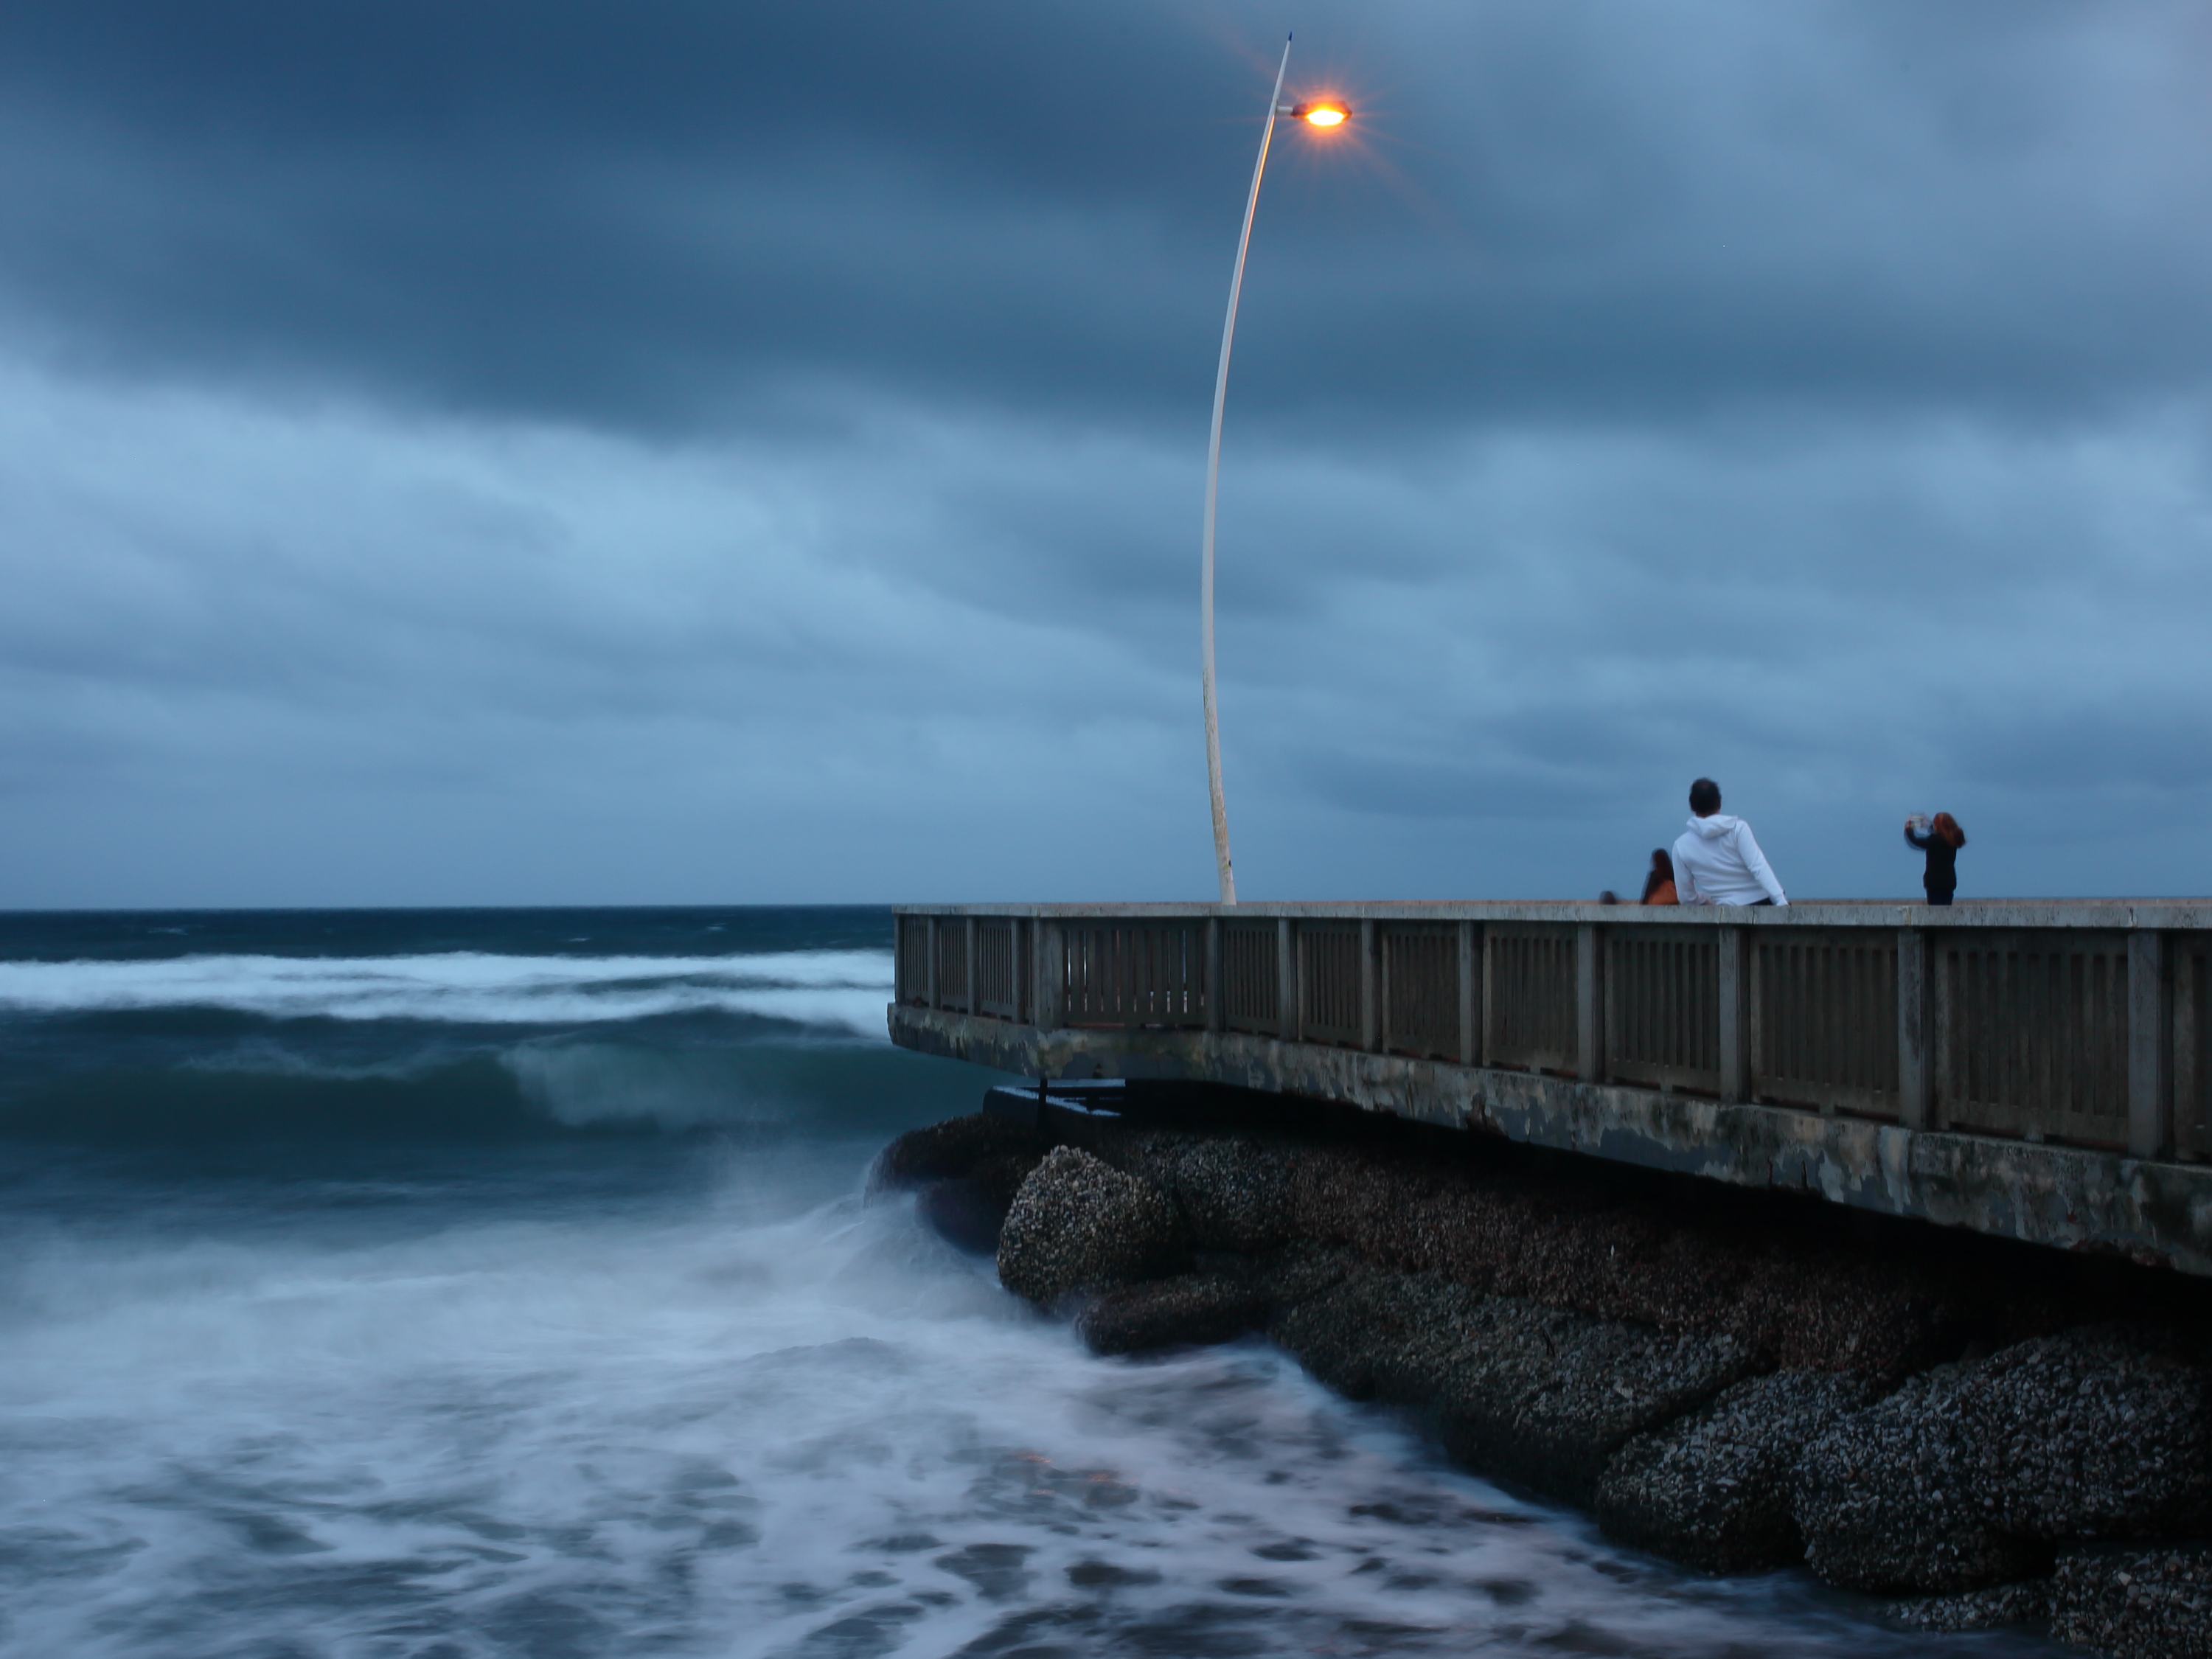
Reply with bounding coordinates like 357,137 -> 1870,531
1672,778 -> 1788,906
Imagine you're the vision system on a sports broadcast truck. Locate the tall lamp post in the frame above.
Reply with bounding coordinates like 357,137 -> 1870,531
1201,35 -> 1349,904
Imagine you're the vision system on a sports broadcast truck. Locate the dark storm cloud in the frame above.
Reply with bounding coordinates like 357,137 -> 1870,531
2,0 -> 2211,907
8,0 -> 2212,435
0,0 -> 1250,427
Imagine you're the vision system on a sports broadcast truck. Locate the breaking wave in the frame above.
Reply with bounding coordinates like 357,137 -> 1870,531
0,948 -> 893,1037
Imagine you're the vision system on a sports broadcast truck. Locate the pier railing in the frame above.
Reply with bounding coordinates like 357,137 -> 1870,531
891,902 -> 2211,1164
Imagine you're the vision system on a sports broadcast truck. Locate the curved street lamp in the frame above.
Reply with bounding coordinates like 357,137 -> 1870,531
1201,37 -> 1349,904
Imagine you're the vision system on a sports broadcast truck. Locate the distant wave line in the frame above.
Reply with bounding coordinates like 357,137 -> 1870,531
0,950 -> 894,1036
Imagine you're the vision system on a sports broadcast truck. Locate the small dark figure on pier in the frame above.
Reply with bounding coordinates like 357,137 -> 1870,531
1905,811 -> 1966,905
1640,849 -> 1678,906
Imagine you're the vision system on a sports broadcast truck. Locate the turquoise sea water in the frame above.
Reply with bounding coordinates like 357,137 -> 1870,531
0,907 -> 2058,1657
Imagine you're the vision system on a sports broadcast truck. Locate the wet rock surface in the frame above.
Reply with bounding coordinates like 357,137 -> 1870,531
1240,1239 -> 1369,1310
1434,1301 -> 1753,1508
1792,1361 -> 2053,1593
1269,1265 -> 1486,1404
2051,1543 -> 2212,1659
879,1111 -> 1050,1255
916,1175 -> 1018,1255
1278,1141 -> 1976,1385
1271,1270 -> 1752,1508
1138,1133 -> 1294,1252
1886,1579 -> 2054,1635
995,1147 -> 1188,1308
1087,1132 -> 1997,1368
1792,1325 -> 2212,1597
1076,1273 -> 1273,1356
877,1111 -> 1048,1190
1958,1325 -> 2212,1543
888,1105 -> 2212,1656
1596,1370 -> 1873,1574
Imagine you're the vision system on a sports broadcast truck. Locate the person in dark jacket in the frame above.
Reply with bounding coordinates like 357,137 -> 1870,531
1905,812 -> 1966,905
1640,849 -> 1678,905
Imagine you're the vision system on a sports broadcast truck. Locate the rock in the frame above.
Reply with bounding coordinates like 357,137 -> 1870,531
1271,1265 -> 1753,1508
1595,1370 -> 1872,1574
1435,1299 -> 1754,1508
1265,1270 -> 1383,1397
967,1152 -> 1046,1214
1269,1267 -> 1489,1405
1286,1144 -> 1468,1269
878,1113 -> 1048,1253
1719,1251 -> 1966,1386
1956,1325 -> 2212,1543
1150,1136 -> 1294,1252
1792,1362 -> 2051,1594
875,1112 -> 1048,1189
1885,1579 -> 2053,1635
2050,1543 -> 2212,1659
1077,1274 -> 1274,1356
1245,1240 -> 1368,1308
995,1146 -> 1188,1309
1792,1325 -> 2212,1598
918,1173 -> 1021,1255
1279,1144 -> 1966,1382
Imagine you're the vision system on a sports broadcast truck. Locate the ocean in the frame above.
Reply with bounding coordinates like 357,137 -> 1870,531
0,906 -> 2056,1658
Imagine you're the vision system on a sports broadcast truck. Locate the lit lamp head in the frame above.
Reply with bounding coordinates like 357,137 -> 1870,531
1282,99 -> 1349,128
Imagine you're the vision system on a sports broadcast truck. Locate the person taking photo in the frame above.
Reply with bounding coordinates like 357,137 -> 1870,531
1905,812 -> 1966,906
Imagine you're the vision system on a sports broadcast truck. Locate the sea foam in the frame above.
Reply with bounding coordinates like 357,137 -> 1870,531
0,1166 -> 1966,1659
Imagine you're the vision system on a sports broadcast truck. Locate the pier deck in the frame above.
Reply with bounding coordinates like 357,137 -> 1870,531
887,901 -> 2212,1274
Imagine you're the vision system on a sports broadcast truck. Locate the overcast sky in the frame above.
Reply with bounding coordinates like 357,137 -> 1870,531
2,0 -> 2209,907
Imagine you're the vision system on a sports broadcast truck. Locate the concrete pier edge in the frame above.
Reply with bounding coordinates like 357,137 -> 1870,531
889,1005 -> 2212,1277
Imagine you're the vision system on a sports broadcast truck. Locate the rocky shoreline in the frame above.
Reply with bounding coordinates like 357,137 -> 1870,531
876,1092 -> 2212,1659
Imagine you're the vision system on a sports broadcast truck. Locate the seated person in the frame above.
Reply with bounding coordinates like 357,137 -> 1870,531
1672,778 -> 1788,906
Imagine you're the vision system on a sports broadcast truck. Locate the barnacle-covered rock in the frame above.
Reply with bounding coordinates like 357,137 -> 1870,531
996,1146 -> 1187,1309
1596,1370 -> 1871,1574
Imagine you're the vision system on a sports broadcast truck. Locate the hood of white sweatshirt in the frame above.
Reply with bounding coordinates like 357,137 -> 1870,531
1686,814 -> 1741,839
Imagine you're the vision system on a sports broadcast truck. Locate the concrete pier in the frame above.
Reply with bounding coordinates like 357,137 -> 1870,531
889,900 -> 2212,1274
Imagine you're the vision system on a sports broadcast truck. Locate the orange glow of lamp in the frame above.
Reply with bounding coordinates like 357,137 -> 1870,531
1291,100 -> 1349,127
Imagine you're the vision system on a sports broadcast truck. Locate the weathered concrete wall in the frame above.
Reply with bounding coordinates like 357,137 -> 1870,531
889,1004 -> 2212,1277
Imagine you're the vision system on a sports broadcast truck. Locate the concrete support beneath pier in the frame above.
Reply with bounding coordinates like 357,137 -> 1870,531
889,1005 -> 2212,1278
